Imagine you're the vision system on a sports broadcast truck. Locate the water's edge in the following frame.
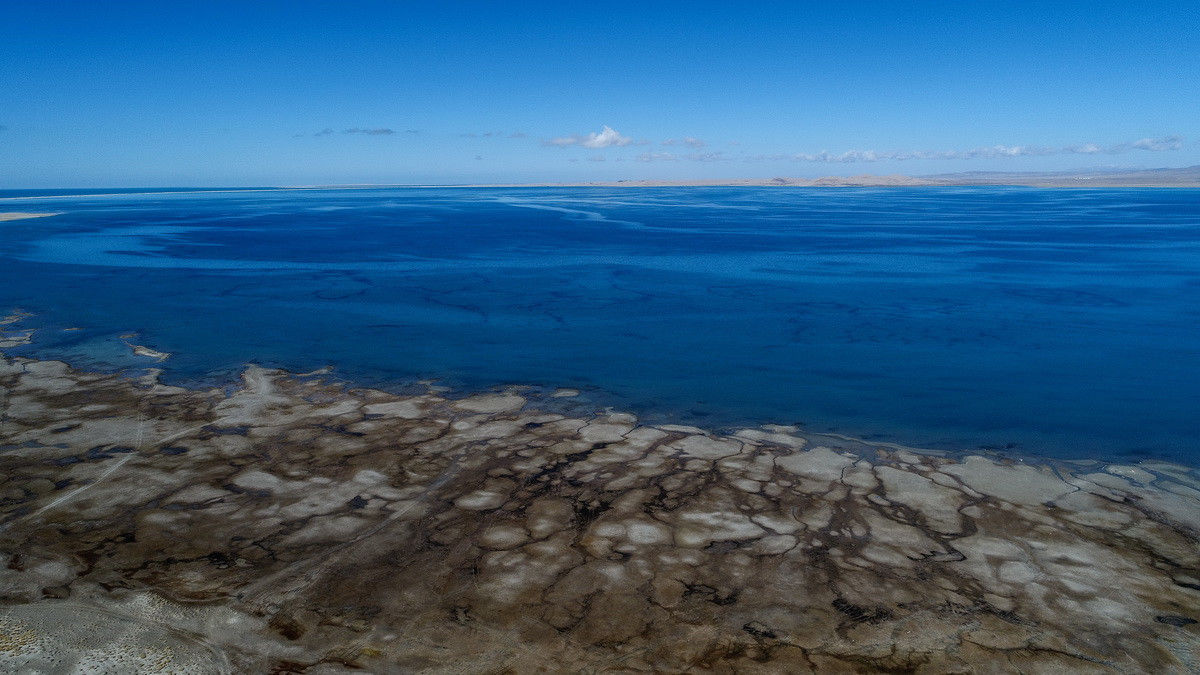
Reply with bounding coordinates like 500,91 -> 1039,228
2,310 -> 1194,474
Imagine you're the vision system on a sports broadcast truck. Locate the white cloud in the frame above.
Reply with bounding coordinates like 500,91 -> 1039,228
1128,136 -> 1184,151
638,150 -> 728,162
662,137 -> 706,148
637,151 -> 679,162
307,127 -> 397,137
548,125 -> 634,148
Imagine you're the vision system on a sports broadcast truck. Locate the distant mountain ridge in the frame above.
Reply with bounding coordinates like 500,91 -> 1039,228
920,164 -> 1200,186
511,165 -> 1200,188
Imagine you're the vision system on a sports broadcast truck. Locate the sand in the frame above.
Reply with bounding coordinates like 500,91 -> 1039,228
0,212 -> 62,222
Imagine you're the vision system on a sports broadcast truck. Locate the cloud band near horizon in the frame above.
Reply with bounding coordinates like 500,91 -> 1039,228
547,125 -> 635,148
746,136 -> 1185,163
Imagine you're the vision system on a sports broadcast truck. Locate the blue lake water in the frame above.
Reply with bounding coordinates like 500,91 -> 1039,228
2,186 -> 1198,464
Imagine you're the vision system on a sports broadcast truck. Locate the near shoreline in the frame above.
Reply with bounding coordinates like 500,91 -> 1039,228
1,322 -> 1198,671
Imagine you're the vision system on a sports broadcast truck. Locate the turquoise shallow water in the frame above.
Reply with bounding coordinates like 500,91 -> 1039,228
2,186 -> 1198,463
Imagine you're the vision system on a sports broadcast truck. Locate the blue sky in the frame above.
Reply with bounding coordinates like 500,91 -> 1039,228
2,1 -> 1198,186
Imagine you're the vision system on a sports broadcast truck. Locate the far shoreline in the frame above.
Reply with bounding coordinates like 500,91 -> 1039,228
4,164 -> 1200,197
2,184 -> 1198,203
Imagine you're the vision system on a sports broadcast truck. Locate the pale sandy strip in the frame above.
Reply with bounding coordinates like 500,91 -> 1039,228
0,211 -> 62,221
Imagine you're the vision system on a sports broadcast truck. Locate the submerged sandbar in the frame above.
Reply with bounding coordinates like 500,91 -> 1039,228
0,347 -> 1198,672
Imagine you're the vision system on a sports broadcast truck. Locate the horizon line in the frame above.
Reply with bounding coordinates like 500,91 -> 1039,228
4,163 -> 1200,198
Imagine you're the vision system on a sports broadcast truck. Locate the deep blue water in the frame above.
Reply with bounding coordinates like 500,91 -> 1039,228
2,186 -> 1198,464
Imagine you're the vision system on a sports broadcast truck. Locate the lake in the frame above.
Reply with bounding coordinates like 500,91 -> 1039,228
3,186 -> 1198,463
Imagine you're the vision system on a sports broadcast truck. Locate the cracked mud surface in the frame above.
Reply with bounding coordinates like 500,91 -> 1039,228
1,347 -> 1199,671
